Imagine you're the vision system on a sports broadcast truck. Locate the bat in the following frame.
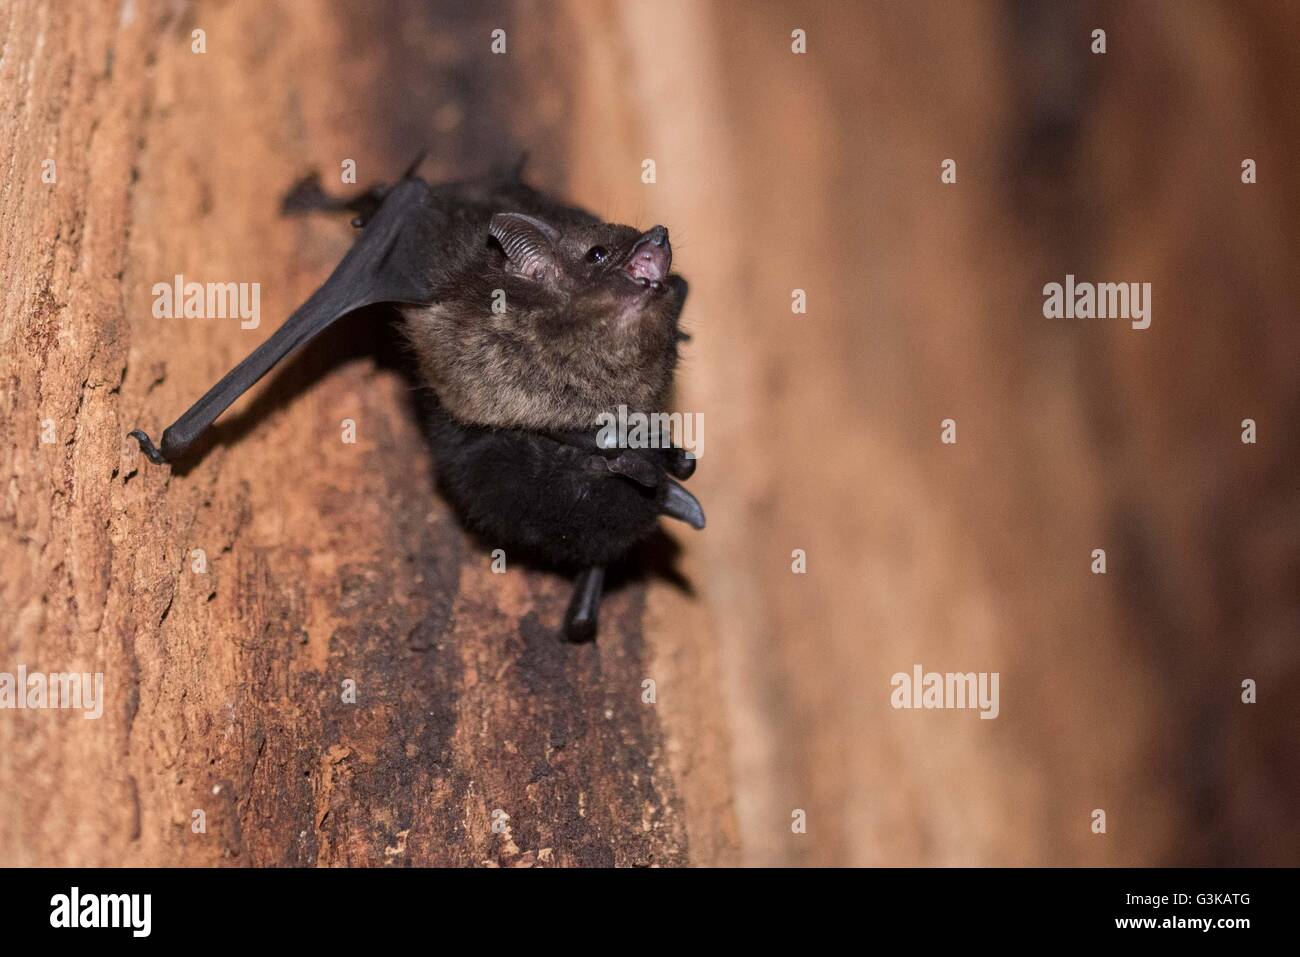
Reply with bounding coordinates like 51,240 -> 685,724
130,158 -> 704,642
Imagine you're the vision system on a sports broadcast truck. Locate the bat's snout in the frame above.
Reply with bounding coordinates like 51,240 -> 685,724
625,226 -> 671,284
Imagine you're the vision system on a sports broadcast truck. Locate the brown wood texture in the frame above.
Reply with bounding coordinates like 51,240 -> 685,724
2,0 -> 1296,866
0,0 -> 736,867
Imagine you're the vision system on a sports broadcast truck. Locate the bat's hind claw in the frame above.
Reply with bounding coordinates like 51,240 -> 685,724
129,429 -> 167,465
281,172 -> 389,228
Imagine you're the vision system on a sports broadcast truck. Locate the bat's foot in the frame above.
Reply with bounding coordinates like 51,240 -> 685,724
281,172 -> 389,228
280,171 -> 330,214
129,429 -> 168,465
563,566 -> 605,643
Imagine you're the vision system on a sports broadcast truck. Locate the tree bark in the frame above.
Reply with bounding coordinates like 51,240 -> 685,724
3,0 -> 1295,869
0,0 -> 736,867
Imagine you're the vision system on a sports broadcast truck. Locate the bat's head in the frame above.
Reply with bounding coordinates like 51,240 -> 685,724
435,211 -> 687,429
488,211 -> 683,322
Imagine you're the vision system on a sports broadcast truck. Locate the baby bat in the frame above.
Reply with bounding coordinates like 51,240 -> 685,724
130,159 -> 704,642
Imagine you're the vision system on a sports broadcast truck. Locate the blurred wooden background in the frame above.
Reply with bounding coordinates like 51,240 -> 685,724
1,0 -> 1296,866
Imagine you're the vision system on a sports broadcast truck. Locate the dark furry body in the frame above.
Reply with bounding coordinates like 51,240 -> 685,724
422,399 -> 671,569
399,167 -> 694,572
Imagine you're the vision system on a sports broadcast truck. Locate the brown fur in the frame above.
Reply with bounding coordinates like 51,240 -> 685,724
400,213 -> 685,431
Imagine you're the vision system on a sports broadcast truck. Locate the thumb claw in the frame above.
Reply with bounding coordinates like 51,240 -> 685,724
129,429 -> 167,465
661,478 -> 705,530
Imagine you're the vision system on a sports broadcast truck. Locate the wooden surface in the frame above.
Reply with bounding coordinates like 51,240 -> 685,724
0,0 -> 735,868
1,0 -> 1296,866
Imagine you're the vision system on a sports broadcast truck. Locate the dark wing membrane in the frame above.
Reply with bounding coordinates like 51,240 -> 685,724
131,178 -> 438,463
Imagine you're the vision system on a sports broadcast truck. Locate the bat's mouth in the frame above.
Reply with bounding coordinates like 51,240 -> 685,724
621,226 -> 671,291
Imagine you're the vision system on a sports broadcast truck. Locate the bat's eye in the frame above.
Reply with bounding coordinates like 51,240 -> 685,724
585,245 -> 609,264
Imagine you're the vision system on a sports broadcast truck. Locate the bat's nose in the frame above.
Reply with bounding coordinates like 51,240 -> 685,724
627,226 -> 671,282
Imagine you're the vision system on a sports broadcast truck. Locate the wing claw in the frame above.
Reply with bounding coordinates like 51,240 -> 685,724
661,478 -> 706,529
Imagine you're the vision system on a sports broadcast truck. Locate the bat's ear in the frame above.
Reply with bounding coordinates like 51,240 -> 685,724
490,212 -> 561,282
